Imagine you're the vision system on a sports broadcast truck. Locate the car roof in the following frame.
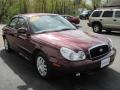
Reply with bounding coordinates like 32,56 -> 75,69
61,15 -> 73,17
14,13 -> 58,18
94,8 -> 120,11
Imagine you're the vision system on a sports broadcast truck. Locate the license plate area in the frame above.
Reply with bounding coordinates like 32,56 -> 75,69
101,57 -> 110,68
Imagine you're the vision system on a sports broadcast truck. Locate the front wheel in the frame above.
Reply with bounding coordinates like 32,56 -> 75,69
35,52 -> 53,79
93,24 -> 102,33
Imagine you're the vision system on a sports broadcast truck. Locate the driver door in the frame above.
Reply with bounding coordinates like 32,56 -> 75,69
15,17 -> 34,59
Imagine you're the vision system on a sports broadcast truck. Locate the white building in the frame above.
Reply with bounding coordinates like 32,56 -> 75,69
106,0 -> 120,7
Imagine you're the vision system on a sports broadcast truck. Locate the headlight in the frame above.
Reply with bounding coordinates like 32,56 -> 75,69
108,38 -> 113,49
60,47 -> 86,61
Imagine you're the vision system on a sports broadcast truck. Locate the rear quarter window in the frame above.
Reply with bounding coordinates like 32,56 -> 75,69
115,11 -> 120,18
91,11 -> 102,17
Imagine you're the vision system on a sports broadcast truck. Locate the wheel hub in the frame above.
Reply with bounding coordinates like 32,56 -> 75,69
37,56 -> 47,77
94,25 -> 99,32
4,40 -> 9,50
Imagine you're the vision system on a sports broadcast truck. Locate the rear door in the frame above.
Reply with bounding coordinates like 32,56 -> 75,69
101,11 -> 114,28
3,17 -> 19,49
113,10 -> 120,29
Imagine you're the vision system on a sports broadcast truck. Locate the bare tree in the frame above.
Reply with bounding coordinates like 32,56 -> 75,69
92,0 -> 101,9
0,0 -> 10,22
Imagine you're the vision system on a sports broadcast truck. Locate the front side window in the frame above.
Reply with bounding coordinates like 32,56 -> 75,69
92,11 -> 102,17
9,18 -> 18,29
115,11 -> 120,18
102,11 -> 113,17
30,15 -> 76,33
17,18 -> 27,29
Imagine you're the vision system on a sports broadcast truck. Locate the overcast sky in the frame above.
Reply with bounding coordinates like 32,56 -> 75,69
86,0 -> 92,5
85,0 -> 106,5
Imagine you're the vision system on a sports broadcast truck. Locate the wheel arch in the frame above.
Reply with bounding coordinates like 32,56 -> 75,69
2,35 -> 6,40
92,21 -> 102,28
32,48 -> 48,64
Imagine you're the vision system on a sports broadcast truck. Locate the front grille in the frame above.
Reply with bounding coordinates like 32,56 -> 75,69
89,44 -> 109,59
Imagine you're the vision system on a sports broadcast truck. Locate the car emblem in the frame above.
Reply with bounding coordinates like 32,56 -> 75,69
99,48 -> 103,52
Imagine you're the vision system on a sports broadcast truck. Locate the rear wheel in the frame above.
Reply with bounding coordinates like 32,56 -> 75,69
4,39 -> 12,52
93,23 -> 102,33
106,30 -> 111,33
35,52 -> 53,79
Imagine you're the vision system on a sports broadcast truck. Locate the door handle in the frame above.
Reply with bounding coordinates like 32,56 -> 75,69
100,19 -> 103,21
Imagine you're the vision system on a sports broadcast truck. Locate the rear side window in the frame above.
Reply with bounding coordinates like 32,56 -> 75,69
115,11 -> 120,18
102,11 -> 113,17
92,11 -> 102,17
9,18 -> 18,29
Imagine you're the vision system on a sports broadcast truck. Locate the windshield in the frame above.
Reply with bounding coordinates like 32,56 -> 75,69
30,15 -> 76,33
82,11 -> 89,14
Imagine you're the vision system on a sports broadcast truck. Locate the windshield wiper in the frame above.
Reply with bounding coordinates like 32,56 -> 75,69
35,28 -> 76,34
36,30 -> 53,34
59,28 -> 76,31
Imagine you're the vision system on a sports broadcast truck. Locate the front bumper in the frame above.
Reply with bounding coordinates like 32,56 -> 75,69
51,48 -> 116,73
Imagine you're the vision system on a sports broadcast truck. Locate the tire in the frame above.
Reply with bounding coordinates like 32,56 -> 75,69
106,30 -> 111,33
93,23 -> 102,33
35,52 -> 53,79
4,39 -> 12,52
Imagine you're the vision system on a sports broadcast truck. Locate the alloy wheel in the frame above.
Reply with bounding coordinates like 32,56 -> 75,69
94,25 -> 99,32
93,24 -> 102,33
4,39 -> 9,51
36,56 -> 47,77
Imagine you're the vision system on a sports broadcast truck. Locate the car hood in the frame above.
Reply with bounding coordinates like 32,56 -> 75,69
80,13 -> 87,16
31,30 -> 109,51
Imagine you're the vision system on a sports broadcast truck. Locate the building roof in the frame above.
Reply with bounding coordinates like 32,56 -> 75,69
105,0 -> 120,7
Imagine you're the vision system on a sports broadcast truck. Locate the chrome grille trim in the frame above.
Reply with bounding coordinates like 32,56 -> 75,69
88,43 -> 109,59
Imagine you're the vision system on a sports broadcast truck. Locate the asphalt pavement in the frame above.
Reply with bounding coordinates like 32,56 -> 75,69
0,21 -> 120,90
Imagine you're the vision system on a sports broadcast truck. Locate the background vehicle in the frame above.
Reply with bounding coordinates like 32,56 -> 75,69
88,8 -> 120,33
2,13 -> 116,79
79,10 -> 93,20
61,15 -> 80,24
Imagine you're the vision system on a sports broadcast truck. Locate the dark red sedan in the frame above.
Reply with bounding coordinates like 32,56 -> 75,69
2,13 -> 116,79
61,15 -> 80,24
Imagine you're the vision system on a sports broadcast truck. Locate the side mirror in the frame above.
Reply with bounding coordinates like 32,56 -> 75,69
18,27 -> 27,34
76,25 -> 80,29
